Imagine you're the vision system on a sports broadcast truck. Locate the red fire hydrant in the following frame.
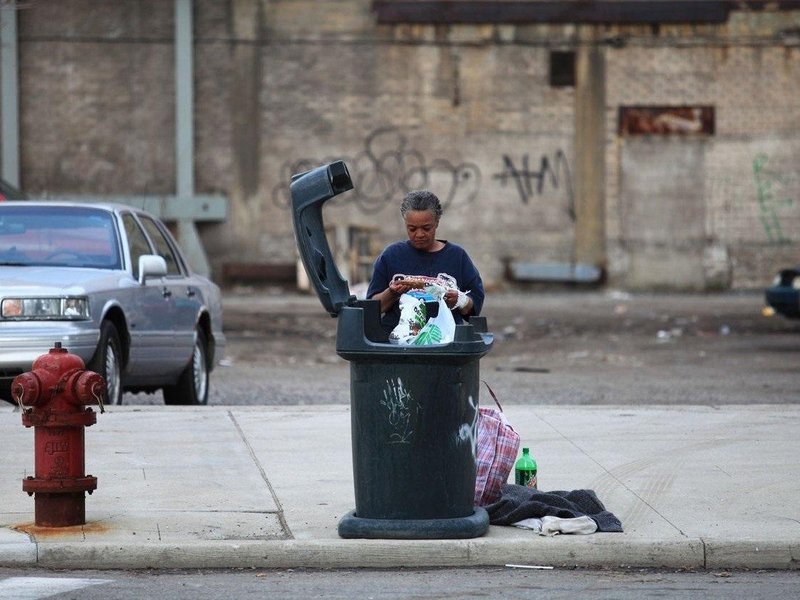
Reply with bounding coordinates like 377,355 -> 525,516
12,342 -> 106,527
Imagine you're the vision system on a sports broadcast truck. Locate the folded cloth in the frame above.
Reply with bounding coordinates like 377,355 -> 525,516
513,516 -> 598,536
486,484 -> 623,533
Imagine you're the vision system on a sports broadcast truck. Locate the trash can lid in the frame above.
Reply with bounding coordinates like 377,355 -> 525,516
290,161 -> 355,317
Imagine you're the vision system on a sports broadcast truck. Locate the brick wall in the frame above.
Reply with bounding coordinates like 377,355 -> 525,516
7,1 -> 800,289
605,18 -> 800,288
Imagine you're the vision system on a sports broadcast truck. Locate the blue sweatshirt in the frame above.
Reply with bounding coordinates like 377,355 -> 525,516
366,240 -> 485,331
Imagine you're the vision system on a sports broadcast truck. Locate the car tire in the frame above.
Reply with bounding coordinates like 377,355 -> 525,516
88,321 -> 124,406
0,383 -> 14,405
163,328 -> 209,406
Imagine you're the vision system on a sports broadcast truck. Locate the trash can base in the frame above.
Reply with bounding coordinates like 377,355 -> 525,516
337,507 -> 489,540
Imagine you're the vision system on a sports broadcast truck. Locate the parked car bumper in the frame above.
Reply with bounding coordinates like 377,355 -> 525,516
765,267 -> 800,319
766,286 -> 800,319
0,321 -> 99,379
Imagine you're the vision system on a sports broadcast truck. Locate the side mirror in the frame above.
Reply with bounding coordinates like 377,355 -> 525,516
139,254 -> 167,284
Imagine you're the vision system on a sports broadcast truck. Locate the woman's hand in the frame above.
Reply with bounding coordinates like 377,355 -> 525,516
443,289 -> 458,309
376,279 -> 412,314
389,279 -> 413,297
444,289 -> 471,315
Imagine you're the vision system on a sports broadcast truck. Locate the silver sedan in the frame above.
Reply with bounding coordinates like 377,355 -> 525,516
0,202 -> 225,405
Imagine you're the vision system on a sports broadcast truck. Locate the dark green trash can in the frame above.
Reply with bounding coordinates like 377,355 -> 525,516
290,161 -> 493,539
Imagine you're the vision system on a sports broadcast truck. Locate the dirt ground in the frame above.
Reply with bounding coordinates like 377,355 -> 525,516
166,287 -> 799,407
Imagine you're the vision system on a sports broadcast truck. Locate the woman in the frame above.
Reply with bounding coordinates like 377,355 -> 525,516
366,189 -> 485,334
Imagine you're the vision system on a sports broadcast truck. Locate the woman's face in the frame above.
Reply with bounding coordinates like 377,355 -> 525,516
404,209 -> 439,252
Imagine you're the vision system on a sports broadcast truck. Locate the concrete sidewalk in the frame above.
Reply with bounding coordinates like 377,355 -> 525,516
1,404 -> 798,570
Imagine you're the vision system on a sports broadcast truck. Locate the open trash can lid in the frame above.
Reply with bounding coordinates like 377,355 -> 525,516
290,161 -> 355,317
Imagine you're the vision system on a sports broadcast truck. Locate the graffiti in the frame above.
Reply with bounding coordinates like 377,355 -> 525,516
456,394 -> 478,460
753,153 -> 796,244
492,151 -> 575,220
271,127 -> 481,214
380,377 -> 418,444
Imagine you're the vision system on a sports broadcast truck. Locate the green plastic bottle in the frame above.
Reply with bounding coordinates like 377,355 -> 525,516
514,447 -> 538,488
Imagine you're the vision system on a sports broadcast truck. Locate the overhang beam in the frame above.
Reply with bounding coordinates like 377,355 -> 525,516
373,1 -> 800,25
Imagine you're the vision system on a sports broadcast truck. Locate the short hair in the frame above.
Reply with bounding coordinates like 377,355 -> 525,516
400,190 -> 443,221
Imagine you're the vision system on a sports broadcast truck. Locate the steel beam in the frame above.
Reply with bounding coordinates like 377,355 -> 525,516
1,0 -> 20,187
373,1 -> 800,25
174,0 -> 214,277
175,0 -> 193,200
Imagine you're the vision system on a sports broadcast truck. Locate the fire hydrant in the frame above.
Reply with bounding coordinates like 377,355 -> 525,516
12,342 -> 106,527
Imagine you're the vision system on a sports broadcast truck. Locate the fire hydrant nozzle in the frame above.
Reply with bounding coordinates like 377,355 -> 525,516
11,373 -> 42,409
14,343 -> 106,527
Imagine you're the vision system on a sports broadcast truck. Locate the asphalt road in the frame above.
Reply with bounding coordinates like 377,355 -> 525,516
2,567 -> 799,599
125,289 -> 799,407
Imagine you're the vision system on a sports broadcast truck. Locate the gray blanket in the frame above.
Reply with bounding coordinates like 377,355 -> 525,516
485,484 -> 623,532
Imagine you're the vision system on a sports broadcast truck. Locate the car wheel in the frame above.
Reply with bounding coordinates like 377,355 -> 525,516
0,382 -> 14,405
88,321 -> 124,406
163,328 -> 209,406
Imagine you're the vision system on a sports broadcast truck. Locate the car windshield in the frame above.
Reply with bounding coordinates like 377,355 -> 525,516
0,205 -> 121,269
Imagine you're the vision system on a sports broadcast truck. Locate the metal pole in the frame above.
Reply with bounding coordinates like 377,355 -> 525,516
1,0 -> 20,187
174,0 -> 212,277
175,0 -> 193,199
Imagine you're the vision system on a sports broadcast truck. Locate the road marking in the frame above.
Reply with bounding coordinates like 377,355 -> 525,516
0,577 -> 112,599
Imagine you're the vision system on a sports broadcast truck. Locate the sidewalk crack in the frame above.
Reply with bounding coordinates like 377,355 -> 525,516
227,410 -> 294,540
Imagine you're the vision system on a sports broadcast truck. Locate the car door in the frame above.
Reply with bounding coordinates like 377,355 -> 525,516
136,214 -> 200,363
121,212 -> 177,377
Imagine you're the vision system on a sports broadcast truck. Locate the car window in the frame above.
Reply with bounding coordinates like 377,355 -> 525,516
122,213 -> 153,280
138,215 -> 182,276
0,205 -> 121,269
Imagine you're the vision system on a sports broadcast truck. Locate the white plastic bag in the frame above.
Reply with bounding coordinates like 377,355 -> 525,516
389,291 -> 432,344
412,296 -> 455,345
389,281 -> 456,346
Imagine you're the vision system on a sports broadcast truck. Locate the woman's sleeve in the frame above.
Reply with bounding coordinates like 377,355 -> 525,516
366,252 -> 390,300
461,251 -> 485,316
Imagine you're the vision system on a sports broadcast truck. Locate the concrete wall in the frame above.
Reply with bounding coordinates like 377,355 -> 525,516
6,1 -> 800,290
605,14 -> 800,289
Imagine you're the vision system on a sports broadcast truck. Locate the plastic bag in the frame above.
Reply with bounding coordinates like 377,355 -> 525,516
389,290 -> 434,345
388,276 -> 457,346
412,296 -> 455,345
391,272 -> 459,293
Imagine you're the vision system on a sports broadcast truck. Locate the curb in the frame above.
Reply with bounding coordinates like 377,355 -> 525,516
3,538 -> 798,571
0,542 -> 38,566
9,538 -> 703,571
0,528 -> 37,566
0,537 -> 767,571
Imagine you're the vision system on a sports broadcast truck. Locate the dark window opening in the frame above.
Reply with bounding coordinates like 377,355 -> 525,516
549,51 -> 575,87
